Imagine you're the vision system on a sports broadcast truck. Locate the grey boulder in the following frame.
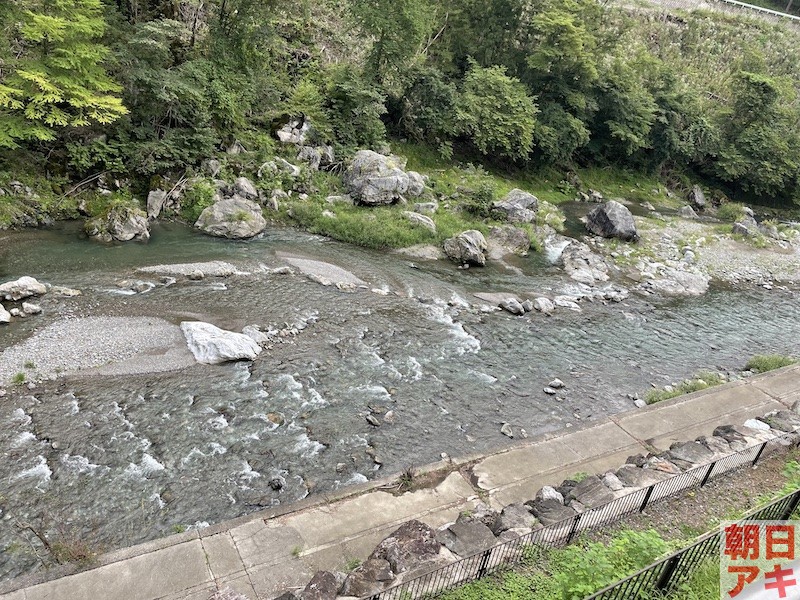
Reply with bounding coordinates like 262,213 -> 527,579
688,185 -> 706,210
86,205 -> 150,242
343,150 -> 425,205
492,504 -> 537,534
526,498 -> 576,526
341,558 -> 394,597
234,177 -> 258,200
492,189 -> 538,223
584,200 -> 638,242
436,516 -> 497,558
402,211 -> 436,233
370,520 -> 441,576
298,571 -> 339,600
567,475 -> 615,508
443,230 -> 488,266
146,189 -> 168,219
195,197 -> 266,239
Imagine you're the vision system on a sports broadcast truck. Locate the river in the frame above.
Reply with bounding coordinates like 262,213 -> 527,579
0,221 -> 798,581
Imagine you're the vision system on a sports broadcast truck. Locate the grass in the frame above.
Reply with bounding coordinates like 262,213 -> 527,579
745,354 -> 798,373
23,360 -> 35,369
291,545 -> 302,558
11,372 -> 26,385
716,202 -> 747,222
344,557 -> 362,572
645,371 -> 726,405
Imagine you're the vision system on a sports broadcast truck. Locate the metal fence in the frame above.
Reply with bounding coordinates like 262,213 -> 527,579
587,488 -> 800,599
366,430 -> 799,600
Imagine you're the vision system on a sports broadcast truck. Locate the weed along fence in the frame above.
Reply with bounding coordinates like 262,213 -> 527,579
586,489 -> 800,599
364,431 -> 799,600
610,0 -> 800,25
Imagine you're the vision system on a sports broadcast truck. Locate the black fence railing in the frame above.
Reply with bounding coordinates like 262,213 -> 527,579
587,488 -> 800,599
365,430 -> 799,600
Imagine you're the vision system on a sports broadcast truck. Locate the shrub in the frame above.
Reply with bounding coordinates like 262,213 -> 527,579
716,202 -> 746,222
457,63 -> 538,162
645,371 -> 725,404
180,180 -> 217,224
745,354 -> 797,373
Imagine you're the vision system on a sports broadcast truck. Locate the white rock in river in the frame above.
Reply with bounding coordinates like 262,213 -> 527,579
180,322 -> 262,365
0,276 -> 47,301
0,304 -> 10,324
22,302 -> 42,315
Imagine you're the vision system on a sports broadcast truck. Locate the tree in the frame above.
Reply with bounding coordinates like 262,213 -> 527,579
456,62 -> 538,161
712,71 -> 800,197
352,0 -> 435,82
0,0 -> 127,148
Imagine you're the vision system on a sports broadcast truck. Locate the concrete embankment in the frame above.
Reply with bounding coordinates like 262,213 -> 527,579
2,364 -> 799,600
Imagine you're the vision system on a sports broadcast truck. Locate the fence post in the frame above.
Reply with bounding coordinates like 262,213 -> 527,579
476,548 -> 492,578
566,513 -> 583,544
640,485 -> 655,513
654,554 -> 681,591
781,490 -> 800,520
752,441 -> 768,466
700,462 -> 715,487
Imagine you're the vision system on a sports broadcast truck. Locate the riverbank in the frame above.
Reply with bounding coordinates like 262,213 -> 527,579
1,363 -> 798,600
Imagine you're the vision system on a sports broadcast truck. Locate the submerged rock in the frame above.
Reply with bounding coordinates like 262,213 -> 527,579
584,200 -> 638,242
180,322 -> 262,364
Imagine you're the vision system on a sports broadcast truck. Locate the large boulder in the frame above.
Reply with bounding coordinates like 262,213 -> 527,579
492,504 -> 537,534
370,520 -> 441,576
560,241 -> 609,285
584,200 -> 638,242
492,189 -> 538,223
180,322 -> 262,364
343,150 -> 425,205
526,498 -> 576,526
195,197 -> 266,239
688,185 -> 706,210
233,177 -> 258,200
566,475 -> 615,508
486,225 -> 531,258
146,189 -> 168,219
641,268 -> 709,297
436,516 -> 496,558
402,211 -> 436,233
86,205 -> 150,242
443,230 -> 488,266
298,571 -> 339,600
0,276 -> 47,301
341,558 -> 394,597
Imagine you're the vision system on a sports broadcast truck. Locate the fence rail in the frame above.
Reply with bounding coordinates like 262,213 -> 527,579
609,0 -> 800,25
366,430 -> 799,600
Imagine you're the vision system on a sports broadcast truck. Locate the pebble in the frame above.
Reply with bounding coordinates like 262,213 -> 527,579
366,414 -> 380,427
543,387 -> 557,395
500,423 -> 514,438
548,378 -> 565,389
634,399 -> 647,408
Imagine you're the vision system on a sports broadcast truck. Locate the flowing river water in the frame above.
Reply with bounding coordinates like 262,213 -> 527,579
0,221 -> 798,581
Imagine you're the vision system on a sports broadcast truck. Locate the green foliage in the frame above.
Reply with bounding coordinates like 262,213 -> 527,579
12,372 -> 26,384
716,202 -> 747,222
352,0 -> 435,81
181,179 -> 217,223
745,354 -> 797,373
393,66 -> 458,158
460,183 -> 498,219
553,530 -> 669,599
457,63 -> 538,162
323,65 -> 387,154
0,0 -> 127,148
645,371 -> 726,405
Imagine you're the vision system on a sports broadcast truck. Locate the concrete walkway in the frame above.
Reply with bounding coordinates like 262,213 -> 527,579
2,365 -> 799,600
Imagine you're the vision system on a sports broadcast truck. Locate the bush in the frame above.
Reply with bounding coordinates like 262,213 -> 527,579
745,354 -> 797,373
716,202 -> 747,222
457,63 -> 538,162
180,180 -> 217,223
